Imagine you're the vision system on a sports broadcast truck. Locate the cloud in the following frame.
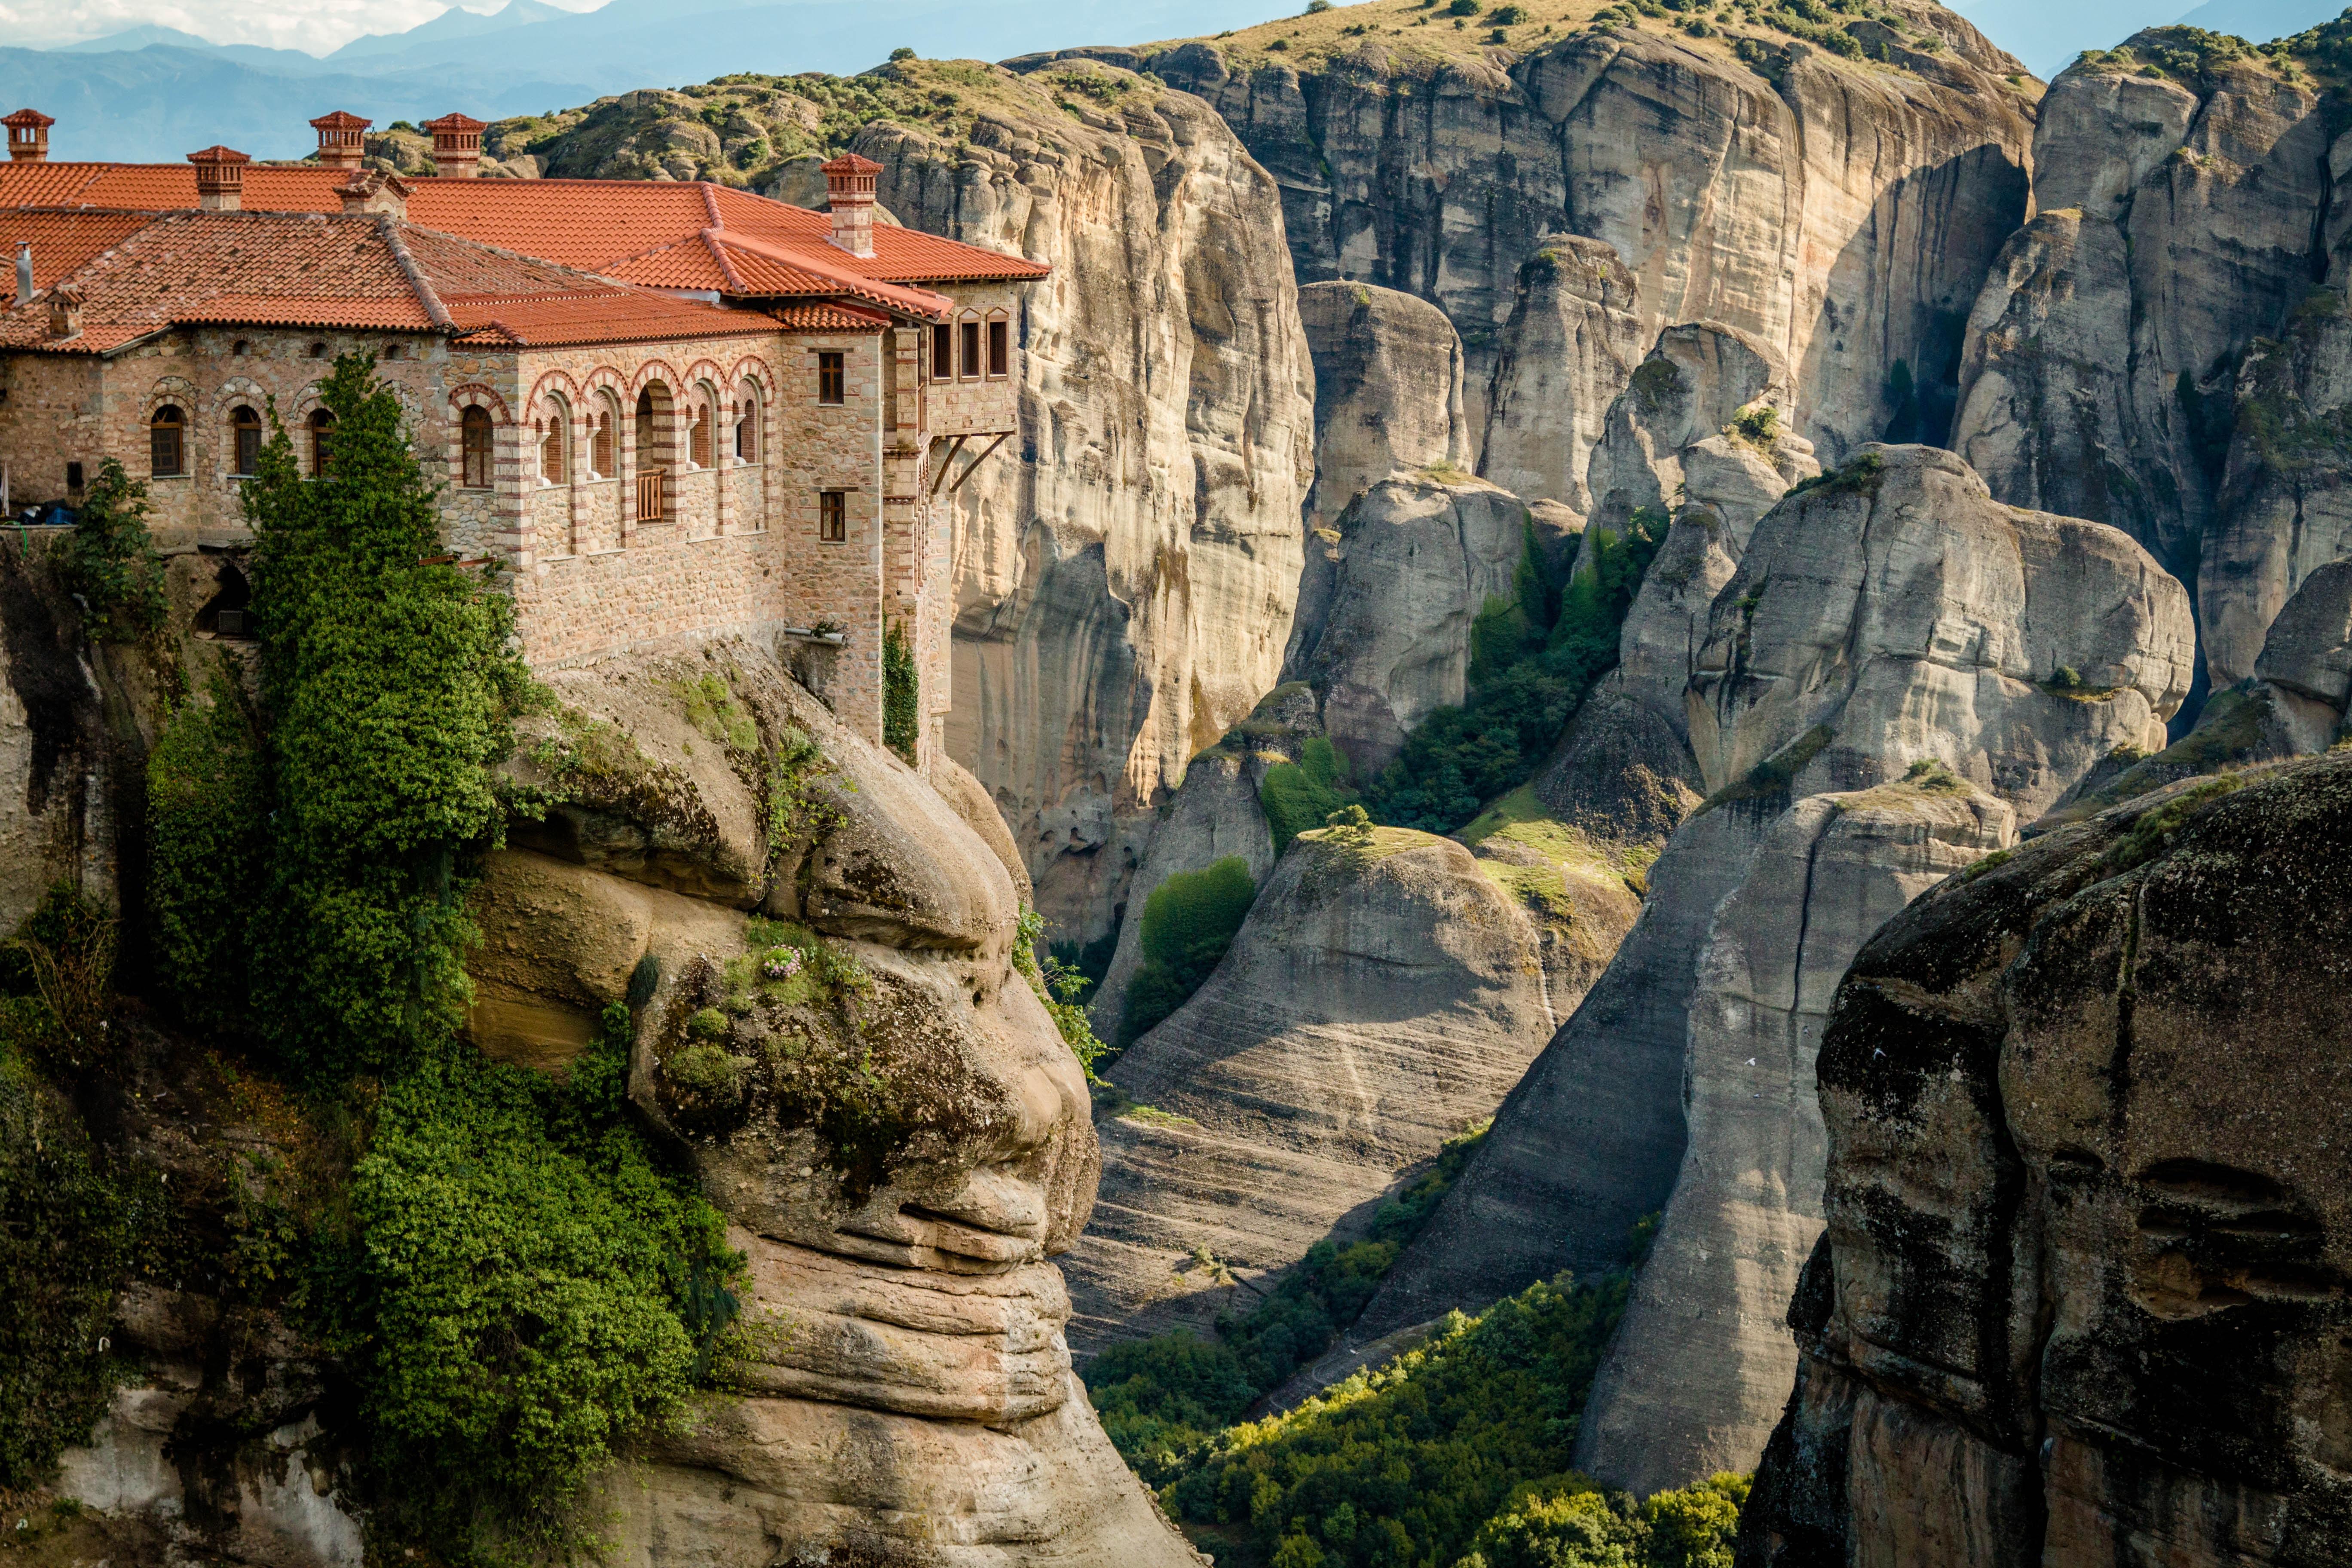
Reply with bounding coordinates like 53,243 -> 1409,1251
0,0 -> 595,56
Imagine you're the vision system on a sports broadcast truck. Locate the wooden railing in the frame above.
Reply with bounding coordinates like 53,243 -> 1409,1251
635,470 -> 666,522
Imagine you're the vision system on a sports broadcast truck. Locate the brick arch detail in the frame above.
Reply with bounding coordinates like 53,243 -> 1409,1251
525,368 -> 583,423
144,376 -> 200,421
445,384 -> 512,426
628,360 -> 681,401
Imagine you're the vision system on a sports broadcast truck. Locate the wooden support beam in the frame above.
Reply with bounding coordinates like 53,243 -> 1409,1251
946,433 -> 1011,495
927,433 -> 969,496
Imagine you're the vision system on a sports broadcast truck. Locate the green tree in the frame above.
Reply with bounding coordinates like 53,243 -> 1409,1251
63,457 -> 165,641
1639,1475 -> 1747,1568
1260,735 -> 1358,856
243,355 -> 535,1078
1120,856 -> 1257,1044
883,618 -> 919,763
1459,1486 -> 1637,1568
144,671 -> 266,1035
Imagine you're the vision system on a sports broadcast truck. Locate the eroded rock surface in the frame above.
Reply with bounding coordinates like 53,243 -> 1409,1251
1149,9 -> 2034,461
1740,753 -> 2352,1568
1351,447 -> 2194,1486
864,64 -> 1314,946
1479,234 -> 1644,515
1066,821 -> 1606,1353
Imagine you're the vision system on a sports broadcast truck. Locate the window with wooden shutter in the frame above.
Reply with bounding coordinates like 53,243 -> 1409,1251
932,323 -> 952,378
309,408 -> 335,477
461,406 -> 492,488
959,318 -> 981,380
987,317 -> 1009,378
819,490 -> 846,542
231,406 -> 261,477
150,406 -> 185,477
541,414 -> 567,485
818,352 -> 845,406
591,412 -> 614,478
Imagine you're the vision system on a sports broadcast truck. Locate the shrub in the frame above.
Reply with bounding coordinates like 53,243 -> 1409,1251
1448,0 -> 1482,13
0,884 -> 117,1072
62,457 -> 165,642
883,619 -> 919,763
1306,0 -> 1334,11
1260,735 -> 1359,857
1641,1475 -> 1747,1568
1491,3 -> 1528,20
341,1012 -> 740,1560
1014,907 -> 1109,1078
145,671 -> 266,1035
0,1041 -> 155,1489
1119,857 -> 1257,1044
890,44 -> 916,59
1369,510 -> 1665,832
1459,1486 -> 1637,1568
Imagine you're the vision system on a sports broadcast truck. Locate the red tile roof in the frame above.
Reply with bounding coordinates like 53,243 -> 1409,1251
0,209 -> 154,288
0,208 -> 765,354
0,164 -> 1051,300
768,302 -> 893,333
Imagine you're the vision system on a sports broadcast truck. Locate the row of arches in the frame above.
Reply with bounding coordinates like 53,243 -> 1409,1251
521,383 -> 763,491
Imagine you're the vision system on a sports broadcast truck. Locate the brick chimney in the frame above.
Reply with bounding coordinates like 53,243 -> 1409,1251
15,242 -> 30,306
337,168 -> 411,220
310,109 -> 371,170
423,112 -> 486,179
3,108 -> 53,163
48,283 -> 81,341
187,145 -> 250,211
821,152 -> 882,259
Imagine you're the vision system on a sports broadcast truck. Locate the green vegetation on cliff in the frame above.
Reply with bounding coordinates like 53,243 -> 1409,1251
1119,856 -> 1259,1044
1369,511 -> 1666,833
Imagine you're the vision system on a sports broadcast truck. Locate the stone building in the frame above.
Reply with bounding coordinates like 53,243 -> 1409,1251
0,109 -> 1047,757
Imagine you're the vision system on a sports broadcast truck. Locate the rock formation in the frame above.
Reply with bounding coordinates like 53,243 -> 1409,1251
1296,280 -> 1475,537
48,639 -> 1202,1567
1066,813 -> 1633,1352
1141,4 -> 2035,462
1739,752 -> 2352,1568
853,61 -> 1314,947
1953,28 -> 2352,692
1349,447 -> 2195,1489
1479,235 -> 1645,518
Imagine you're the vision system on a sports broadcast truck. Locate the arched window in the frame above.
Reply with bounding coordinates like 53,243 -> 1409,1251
231,338 -> 250,357
636,386 -> 660,463
591,411 -> 614,478
460,405 -> 492,488
382,343 -> 403,361
540,411 -> 567,486
309,408 -> 335,476
689,401 -> 712,469
987,312 -> 1009,378
308,341 -> 328,360
150,405 -> 186,477
230,405 -> 261,477
735,388 -> 759,463
959,315 -> 981,380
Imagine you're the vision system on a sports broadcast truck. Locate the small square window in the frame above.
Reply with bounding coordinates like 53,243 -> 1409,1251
819,489 -> 846,542
818,351 -> 845,407
65,461 -> 84,491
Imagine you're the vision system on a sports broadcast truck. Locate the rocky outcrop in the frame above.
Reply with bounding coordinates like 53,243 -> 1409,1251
1065,816 -> 1627,1351
863,62 -> 1315,946
1739,753 -> 2352,1568
1953,30 -> 2352,689
1285,474 -> 1540,777
1296,280 -> 1474,536
1479,235 -> 1644,516
1349,447 -> 2196,1486
1144,6 -> 2036,461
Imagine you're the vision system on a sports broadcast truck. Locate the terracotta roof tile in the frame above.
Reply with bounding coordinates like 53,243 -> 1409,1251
0,209 -> 154,288
768,302 -> 893,333
0,208 -> 758,353
0,164 -> 1051,296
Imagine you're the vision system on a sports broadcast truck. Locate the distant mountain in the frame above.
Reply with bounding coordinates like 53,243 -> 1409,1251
328,1 -> 576,63
0,0 -> 1292,162
1947,0 -> 2190,76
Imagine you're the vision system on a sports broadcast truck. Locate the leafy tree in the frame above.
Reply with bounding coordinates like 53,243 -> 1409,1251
63,457 -> 165,642
1640,1475 -> 1747,1568
243,355 -> 536,1078
1260,735 -> 1359,856
1458,1486 -> 1638,1568
1119,856 -> 1257,1044
1369,511 -> 1665,833
883,618 -> 919,763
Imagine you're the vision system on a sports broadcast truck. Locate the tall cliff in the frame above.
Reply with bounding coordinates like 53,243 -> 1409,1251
1739,752 -> 2352,1568
1349,446 -> 2196,1491
1952,23 -> 2352,699
484,62 -> 1317,946
1114,0 -> 2035,472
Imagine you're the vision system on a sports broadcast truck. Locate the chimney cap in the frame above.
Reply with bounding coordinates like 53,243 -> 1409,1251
422,111 -> 488,135
310,109 -> 372,131
821,152 -> 883,177
3,108 -> 55,131
187,144 -> 253,167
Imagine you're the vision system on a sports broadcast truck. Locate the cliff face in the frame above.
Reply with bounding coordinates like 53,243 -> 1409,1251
856,63 -> 1314,943
1142,2 -> 2036,468
1351,447 -> 2195,1489
1740,753 -> 2352,1568
1952,30 -> 2352,693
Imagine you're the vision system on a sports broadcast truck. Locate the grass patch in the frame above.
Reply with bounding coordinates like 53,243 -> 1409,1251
1119,858 -> 1259,1047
